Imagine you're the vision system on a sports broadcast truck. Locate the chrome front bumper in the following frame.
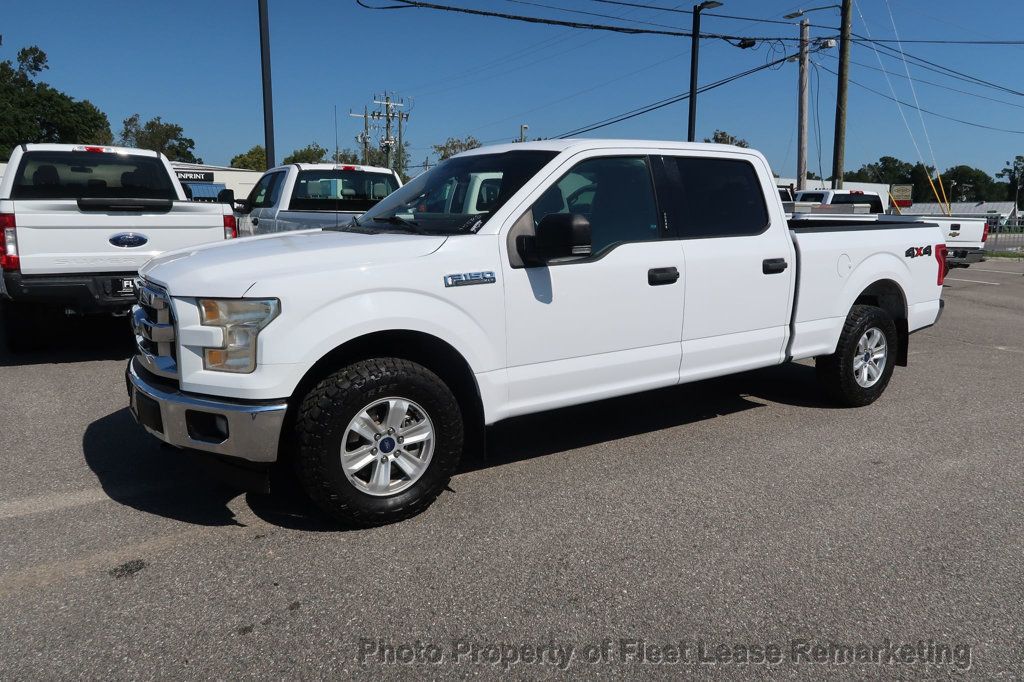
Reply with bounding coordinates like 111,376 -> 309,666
126,358 -> 288,463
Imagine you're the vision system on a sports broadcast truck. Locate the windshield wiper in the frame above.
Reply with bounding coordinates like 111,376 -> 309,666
370,215 -> 425,234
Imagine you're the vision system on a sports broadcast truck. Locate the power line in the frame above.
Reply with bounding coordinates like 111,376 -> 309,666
821,52 -> 1024,111
358,0 -> 807,42
554,51 -> 799,138
814,62 -> 1024,135
588,0 -> 837,28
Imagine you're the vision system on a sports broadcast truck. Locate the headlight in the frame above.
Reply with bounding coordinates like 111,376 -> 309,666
198,298 -> 280,373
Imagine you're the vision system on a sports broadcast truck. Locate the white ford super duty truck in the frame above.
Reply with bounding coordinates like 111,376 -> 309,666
0,143 -> 237,350
126,140 -> 946,527
235,162 -> 402,236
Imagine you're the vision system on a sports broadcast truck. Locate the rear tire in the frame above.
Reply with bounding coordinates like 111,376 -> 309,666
816,304 -> 898,407
294,357 -> 463,527
0,301 -> 40,353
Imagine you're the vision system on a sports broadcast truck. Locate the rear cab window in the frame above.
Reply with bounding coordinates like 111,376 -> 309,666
10,151 -> 177,200
289,169 -> 399,212
658,156 -> 769,238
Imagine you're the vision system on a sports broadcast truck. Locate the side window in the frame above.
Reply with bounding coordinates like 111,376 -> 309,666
531,156 -> 659,257
663,156 -> 769,238
247,172 -> 282,208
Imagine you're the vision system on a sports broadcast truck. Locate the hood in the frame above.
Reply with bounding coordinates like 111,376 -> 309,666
140,229 -> 447,297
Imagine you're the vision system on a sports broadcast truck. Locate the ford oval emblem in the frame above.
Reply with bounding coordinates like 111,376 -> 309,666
109,232 -> 148,248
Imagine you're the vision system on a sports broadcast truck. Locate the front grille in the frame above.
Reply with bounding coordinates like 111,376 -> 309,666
131,281 -> 178,379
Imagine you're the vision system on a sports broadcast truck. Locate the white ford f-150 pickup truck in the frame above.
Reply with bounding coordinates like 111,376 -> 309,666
235,162 -> 402,236
126,140 -> 946,527
0,143 -> 237,350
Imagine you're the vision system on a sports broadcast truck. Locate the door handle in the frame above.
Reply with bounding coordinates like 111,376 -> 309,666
762,258 -> 788,275
648,267 -> 680,286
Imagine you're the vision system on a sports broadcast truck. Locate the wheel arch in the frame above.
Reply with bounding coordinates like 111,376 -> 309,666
851,279 -> 909,366
280,329 -> 486,463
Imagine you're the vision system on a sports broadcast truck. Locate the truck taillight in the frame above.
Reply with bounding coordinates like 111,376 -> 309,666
982,224 -> 990,242
224,214 -> 238,239
0,213 -> 18,271
935,243 -> 948,286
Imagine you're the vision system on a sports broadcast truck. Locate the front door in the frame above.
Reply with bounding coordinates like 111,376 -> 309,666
501,154 -> 686,416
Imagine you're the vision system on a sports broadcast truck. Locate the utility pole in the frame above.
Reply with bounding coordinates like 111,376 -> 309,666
797,19 -> 809,190
519,124 -> 529,142
257,0 -> 276,169
371,94 -> 408,172
688,1 -> 723,142
348,106 -> 371,164
831,0 -> 852,189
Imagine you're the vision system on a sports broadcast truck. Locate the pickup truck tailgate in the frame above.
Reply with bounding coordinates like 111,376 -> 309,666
11,199 -> 227,275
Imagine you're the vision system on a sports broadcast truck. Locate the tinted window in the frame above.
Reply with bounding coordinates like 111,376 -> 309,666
831,193 -> 884,213
11,151 -> 176,200
797,192 -> 826,203
247,172 -> 282,208
289,169 -> 399,212
663,156 -> 769,238
358,151 -> 557,235
532,156 -> 659,256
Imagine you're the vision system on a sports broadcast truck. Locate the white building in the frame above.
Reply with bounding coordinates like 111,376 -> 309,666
901,201 -> 1019,227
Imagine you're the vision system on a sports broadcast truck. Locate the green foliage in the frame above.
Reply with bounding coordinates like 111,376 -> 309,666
0,45 -> 113,162
431,135 -> 481,161
283,143 -> 328,164
996,156 -> 1024,205
704,130 -> 749,148
119,114 -> 201,163
230,145 -> 267,171
331,148 -> 361,164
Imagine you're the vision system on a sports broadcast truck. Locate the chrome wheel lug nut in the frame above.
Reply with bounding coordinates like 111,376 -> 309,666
371,447 -> 378,454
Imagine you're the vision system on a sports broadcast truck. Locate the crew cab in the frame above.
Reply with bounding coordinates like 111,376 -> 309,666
125,140 -> 946,527
0,144 -> 237,350
235,163 -> 402,235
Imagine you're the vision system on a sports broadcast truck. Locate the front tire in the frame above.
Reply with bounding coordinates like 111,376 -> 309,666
816,304 -> 898,407
294,358 -> 463,527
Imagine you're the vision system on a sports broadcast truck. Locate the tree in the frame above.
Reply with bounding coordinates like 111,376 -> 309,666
0,45 -> 112,161
996,156 -> 1023,206
844,156 -> 914,186
283,143 -> 327,164
703,130 -> 749,148
941,165 -> 998,203
331,148 -> 360,164
119,114 -> 201,163
432,135 -> 480,161
230,145 -> 267,171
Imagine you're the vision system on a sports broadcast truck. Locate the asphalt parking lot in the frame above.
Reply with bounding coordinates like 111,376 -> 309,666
1,260 -> 1022,678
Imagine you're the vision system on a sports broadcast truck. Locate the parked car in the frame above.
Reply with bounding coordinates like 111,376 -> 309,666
0,143 -> 237,351
236,163 -> 402,235
126,139 -> 946,527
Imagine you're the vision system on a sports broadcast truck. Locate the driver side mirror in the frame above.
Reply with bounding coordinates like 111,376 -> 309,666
217,188 -> 235,205
519,213 -> 592,266
233,198 -> 252,214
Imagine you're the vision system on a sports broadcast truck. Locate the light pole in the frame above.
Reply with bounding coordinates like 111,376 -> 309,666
783,6 -> 839,190
519,124 -> 529,142
258,0 -> 276,169
688,1 -> 722,142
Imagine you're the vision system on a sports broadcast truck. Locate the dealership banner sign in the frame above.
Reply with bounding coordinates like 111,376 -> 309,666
175,170 -> 215,183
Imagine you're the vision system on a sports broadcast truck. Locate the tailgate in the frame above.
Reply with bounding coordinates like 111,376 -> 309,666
11,199 -> 227,275
944,219 -> 986,250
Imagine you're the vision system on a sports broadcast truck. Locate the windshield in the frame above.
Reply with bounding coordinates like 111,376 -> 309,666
289,169 -> 399,212
11,151 -> 177,200
353,150 -> 558,234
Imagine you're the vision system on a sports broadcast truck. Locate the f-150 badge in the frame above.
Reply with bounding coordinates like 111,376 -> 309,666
444,271 -> 496,287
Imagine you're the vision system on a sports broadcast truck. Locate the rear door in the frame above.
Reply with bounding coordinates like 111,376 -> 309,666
7,149 -> 225,274
655,153 -> 796,382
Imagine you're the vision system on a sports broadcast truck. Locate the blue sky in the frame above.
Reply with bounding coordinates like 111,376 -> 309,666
4,0 -> 1022,177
